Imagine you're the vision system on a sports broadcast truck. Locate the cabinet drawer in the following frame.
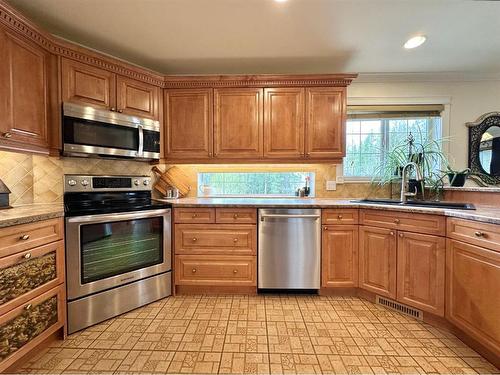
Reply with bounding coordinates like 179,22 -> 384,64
0,241 -> 64,316
175,255 -> 256,286
173,208 -> 215,223
0,218 -> 63,257
360,209 -> 445,236
447,218 -> 500,252
322,209 -> 359,225
174,224 -> 256,255
0,285 -> 65,372
216,208 -> 257,224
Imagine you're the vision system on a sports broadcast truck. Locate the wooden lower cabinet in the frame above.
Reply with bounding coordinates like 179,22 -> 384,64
359,226 -> 397,299
397,232 -> 445,316
446,239 -> 500,358
322,225 -> 358,287
175,255 -> 256,286
0,285 -> 65,372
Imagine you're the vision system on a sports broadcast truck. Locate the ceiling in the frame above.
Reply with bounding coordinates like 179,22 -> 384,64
6,0 -> 500,75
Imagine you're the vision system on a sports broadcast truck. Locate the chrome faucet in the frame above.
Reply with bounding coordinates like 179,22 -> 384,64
400,162 -> 423,203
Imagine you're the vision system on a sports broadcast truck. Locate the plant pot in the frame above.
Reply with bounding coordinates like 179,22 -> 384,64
408,179 -> 423,195
447,173 -> 467,187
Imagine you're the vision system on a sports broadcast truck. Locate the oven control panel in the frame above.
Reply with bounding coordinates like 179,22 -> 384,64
64,175 -> 152,192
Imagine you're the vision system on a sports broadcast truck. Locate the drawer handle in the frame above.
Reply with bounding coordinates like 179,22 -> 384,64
390,231 -> 395,236
233,269 -> 238,274
25,303 -> 32,311
474,231 -> 485,237
191,268 -> 197,273
337,215 -> 343,219
233,214 -> 239,219
191,238 -> 197,242
233,238 -> 238,243
192,214 -> 198,218
20,234 -> 30,240
3,132 -> 12,138
23,252 -> 32,259
394,219 -> 400,224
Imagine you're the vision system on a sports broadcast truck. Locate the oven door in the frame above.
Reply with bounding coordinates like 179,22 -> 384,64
65,209 -> 171,300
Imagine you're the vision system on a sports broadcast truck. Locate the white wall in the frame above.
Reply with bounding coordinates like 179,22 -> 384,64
347,75 -> 500,169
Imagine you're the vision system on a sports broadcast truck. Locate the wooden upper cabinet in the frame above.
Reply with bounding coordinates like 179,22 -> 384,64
359,226 -> 397,299
322,225 -> 359,288
116,75 -> 159,119
305,87 -> 345,159
446,239 -> 500,357
397,232 -> 445,316
61,58 -> 116,110
263,88 -> 305,158
214,88 -> 263,158
165,89 -> 213,159
0,30 -> 51,151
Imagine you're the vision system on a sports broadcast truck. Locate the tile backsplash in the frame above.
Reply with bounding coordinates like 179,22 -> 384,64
0,150 -> 389,206
0,151 -> 152,205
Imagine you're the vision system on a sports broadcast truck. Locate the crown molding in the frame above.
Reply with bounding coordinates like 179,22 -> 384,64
355,72 -> 500,83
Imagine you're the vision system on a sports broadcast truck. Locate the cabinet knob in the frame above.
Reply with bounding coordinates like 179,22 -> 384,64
399,233 -> 404,238
474,231 -> 485,237
192,213 -> 198,218
25,303 -> 32,311
390,231 -> 395,236
110,107 -> 116,111
337,215 -> 343,220
233,214 -> 239,219
117,109 -> 123,113
23,252 -> 32,259
233,269 -> 238,274
208,152 -> 212,157
394,219 -> 400,224
20,234 -> 30,241
191,237 -> 197,242
323,226 -> 328,231
191,268 -> 197,273
233,238 -> 238,243
3,132 -> 12,138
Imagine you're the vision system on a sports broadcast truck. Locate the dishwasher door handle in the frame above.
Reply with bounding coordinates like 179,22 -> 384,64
260,214 -> 321,220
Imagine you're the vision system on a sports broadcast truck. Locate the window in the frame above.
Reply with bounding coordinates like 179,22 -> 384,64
197,172 -> 315,197
343,105 -> 443,179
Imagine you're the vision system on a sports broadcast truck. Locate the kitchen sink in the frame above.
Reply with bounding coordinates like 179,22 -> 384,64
352,198 -> 476,210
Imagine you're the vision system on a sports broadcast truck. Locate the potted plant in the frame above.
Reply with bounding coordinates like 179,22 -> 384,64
444,166 -> 471,187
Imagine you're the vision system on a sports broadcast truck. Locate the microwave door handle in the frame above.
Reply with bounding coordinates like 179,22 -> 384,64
138,125 -> 144,157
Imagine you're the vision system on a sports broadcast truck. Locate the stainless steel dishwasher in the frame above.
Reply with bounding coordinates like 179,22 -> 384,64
258,208 -> 321,289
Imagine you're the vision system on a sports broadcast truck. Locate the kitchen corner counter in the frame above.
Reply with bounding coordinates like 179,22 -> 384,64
158,197 -> 500,225
0,203 -> 64,228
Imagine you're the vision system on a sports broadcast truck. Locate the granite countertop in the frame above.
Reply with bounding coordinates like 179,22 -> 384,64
158,197 -> 500,225
0,203 -> 64,228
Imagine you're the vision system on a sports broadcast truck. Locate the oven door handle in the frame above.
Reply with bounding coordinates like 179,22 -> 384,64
66,208 -> 170,224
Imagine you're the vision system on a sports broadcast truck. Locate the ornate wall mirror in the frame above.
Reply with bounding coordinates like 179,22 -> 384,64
467,112 -> 500,185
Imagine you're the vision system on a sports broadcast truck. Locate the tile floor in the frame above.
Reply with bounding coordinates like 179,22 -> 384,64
19,295 -> 499,374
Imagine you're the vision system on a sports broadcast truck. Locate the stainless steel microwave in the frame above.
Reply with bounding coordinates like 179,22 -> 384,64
63,102 -> 160,161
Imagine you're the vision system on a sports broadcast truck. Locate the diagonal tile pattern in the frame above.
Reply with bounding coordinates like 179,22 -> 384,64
19,295 -> 499,374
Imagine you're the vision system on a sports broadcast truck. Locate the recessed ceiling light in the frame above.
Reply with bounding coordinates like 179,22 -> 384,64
274,0 -> 288,3
404,35 -> 426,49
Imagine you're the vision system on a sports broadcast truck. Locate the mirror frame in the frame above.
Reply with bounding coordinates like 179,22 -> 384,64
466,112 -> 500,185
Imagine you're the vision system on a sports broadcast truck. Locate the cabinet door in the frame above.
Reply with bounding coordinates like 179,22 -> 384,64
264,88 -> 304,158
165,89 -> 213,159
359,226 -> 397,299
305,87 -> 345,159
446,239 -> 500,358
397,232 -> 445,316
116,75 -> 159,119
61,58 -> 116,109
214,88 -> 263,158
322,225 -> 358,288
0,31 -> 49,149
